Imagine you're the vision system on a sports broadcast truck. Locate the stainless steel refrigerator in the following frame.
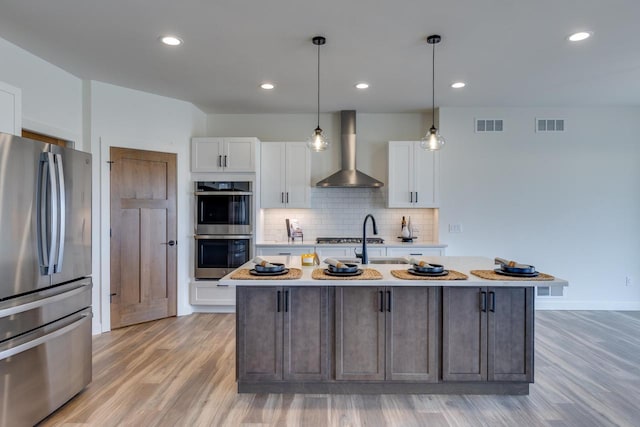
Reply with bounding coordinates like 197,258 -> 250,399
0,132 -> 92,427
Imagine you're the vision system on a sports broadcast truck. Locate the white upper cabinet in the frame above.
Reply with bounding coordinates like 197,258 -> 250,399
388,141 -> 439,208
191,137 -> 257,172
260,142 -> 310,208
0,81 -> 22,136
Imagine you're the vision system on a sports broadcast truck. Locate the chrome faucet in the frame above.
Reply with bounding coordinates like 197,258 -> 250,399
361,214 -> 378,265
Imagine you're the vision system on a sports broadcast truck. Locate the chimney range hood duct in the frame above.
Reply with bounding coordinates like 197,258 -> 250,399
315,110 -> 384,188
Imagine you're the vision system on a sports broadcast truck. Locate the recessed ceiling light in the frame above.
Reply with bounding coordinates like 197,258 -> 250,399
160,35 -> 183,46
355,83 -> 369,89
568,31 -> 592,42
451,82 -> 466,89
260,83 -> 275,90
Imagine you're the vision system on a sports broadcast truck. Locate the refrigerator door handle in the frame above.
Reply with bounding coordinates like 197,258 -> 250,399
54,154 -> 66,273
0,312 -> 90,361
37,153 -> 58,275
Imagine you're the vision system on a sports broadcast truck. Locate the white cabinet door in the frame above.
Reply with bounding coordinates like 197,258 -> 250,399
387,141 -> 414,208
386,247 -> 445,257
414,146 -> 439,208
223,137 -> 256,172
190,283 -> 236,306
191,137 -> 257,172
260,143 -> 286,208
0,81 -> 22,136
256,246 -> 315,256
316,247 -> 355,259
388,141 -> 439,208
260,142 -> 310,209
192,137 -> 224,172
284,142 -> 310,208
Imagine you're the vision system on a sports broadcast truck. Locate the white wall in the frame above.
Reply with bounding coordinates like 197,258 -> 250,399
90,81 -> 207,332
0,38 -> 83,146
439,107 -> 640,309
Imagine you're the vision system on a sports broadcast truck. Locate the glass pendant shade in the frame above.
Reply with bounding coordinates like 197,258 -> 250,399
420,125 -> 445,151
308,127 -> 330,152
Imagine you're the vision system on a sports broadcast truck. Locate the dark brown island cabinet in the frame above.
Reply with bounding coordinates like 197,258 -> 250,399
237,285 -> 534,394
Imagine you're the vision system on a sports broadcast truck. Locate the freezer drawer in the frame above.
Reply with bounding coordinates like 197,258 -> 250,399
0,308 -> 92,427
0,278 -> 92,343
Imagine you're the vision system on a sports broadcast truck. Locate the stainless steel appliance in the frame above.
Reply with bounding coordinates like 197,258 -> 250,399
195,181 -> 252,235
194,181 -> 253,280
0,132 -> 92,427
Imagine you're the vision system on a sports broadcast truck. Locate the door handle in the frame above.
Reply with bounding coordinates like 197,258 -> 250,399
379,290 -> 384,312
480,291 -> 487,312
277,290 -> 281,312
489,291 -> 496,312
410,192 -> 413,203
415,192 -> 418,203
224,155 -> 228,167
54,154 -> 65,273
37,152 -> 58,276
162,240 -> 177,246
387,290 -> 391,312
218,155 -> 222,167
281,192 -> 284,203
284,290 -> 289,312
286,192 -> 289,203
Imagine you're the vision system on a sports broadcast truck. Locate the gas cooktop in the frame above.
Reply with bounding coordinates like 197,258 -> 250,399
316,237 -> 385,244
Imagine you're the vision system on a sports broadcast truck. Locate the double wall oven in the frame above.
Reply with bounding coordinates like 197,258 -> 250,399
194,181 -> 253,279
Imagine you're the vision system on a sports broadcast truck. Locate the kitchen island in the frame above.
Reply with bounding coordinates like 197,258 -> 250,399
220,256 -> 568,395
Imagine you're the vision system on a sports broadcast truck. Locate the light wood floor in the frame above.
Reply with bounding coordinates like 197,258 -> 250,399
40,311 -> 640,427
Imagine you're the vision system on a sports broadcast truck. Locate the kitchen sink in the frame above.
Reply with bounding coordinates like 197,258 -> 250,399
337,257 -> 409,265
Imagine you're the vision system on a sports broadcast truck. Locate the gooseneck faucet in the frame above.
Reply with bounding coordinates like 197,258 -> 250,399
361,214 -> 378,265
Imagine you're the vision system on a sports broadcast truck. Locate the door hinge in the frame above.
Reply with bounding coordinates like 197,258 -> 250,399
106,160 -> 114,171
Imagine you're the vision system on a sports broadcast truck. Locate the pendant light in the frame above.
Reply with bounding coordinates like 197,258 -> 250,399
420,34 -> 446,151
308,36 -> 330,152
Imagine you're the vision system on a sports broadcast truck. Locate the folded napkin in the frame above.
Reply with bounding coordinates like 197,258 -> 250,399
407,257 -> 434,267
252,257 -> 277,268
494,257 -> 531,269
324,258 -> 346,268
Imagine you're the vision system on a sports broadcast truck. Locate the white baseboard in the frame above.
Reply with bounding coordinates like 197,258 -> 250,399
536,299 -> 640,310
191,305 -> 236,313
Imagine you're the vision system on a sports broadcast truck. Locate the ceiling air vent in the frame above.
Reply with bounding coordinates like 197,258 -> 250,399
536,118 -> 565,132
475,119 -> 504,133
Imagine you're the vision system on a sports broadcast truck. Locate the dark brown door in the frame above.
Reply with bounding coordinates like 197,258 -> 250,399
386,287 -> 439,382
110,147 -> 177,329
283,286 -> 330,381
488,287 -> 534,382
237,287 -> 283,381
335,286 -> 385,381
442,287 -> 487,381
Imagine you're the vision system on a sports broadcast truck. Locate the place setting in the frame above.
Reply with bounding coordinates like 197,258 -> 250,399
391,258 -> 468,280
470,257 -> 555,281
229,257 -> 302,280
312,258 -> 383,280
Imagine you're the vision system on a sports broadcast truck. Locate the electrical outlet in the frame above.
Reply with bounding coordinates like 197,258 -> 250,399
449,224 -> 463,233
625,276 -> 632,286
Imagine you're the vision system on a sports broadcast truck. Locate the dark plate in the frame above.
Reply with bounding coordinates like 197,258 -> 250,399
328,263 -> 359,273
249,268 -> 290,276
413,263 -> 444,273
323,269 -> 363,277
408,268 -> 449,277
498,264 -> 536,274
254,262 -> 285,273
494,268 -> 539,278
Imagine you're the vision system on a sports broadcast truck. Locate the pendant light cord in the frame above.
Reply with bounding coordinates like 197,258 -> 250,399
317,42 -> 321,128
431,40 -> 435,127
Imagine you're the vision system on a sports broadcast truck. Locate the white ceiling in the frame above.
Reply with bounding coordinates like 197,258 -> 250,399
1,0 -> 639,114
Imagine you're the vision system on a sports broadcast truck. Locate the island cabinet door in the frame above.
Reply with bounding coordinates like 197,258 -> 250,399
487,287 -> 534,382
335,287 -> 385,381
237,287 -> 283,381
442,287 -> 488,382
385,287 -> 439,382
283,287 -> 330,381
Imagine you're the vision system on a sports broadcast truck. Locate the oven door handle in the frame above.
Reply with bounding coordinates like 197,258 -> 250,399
194,235 -> 253,240
194,191 -> 253,196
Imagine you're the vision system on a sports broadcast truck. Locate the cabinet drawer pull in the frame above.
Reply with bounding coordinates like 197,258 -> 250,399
278,252 -> 292,255
379,290 -> 384,312
410,253 -> 422,256
480,291 -> 487,312
277,290 -> 281,312
387,290 -> 392,312
489,291 -> 496,312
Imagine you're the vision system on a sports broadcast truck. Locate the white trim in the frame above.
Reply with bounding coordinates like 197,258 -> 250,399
21,117 -> 81,148
536,300 -> 640,311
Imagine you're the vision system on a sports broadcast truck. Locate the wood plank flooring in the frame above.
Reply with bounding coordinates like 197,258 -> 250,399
39,311 -> 640,427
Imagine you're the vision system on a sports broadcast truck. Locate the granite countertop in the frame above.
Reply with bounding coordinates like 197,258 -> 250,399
219,256 -> 568,288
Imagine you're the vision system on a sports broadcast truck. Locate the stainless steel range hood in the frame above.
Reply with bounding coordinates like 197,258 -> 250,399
315,110 -> 384,188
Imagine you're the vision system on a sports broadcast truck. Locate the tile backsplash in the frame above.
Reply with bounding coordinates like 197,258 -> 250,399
259,188 -> 437,243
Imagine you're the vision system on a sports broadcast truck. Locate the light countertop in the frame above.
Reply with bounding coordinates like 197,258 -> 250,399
256,240 -> 447,248
220,256 -> 568,288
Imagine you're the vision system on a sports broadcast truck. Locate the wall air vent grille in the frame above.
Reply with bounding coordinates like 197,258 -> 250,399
536,286 -> 564,298
536,119 -> 565,132
475,119 -> 504,133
